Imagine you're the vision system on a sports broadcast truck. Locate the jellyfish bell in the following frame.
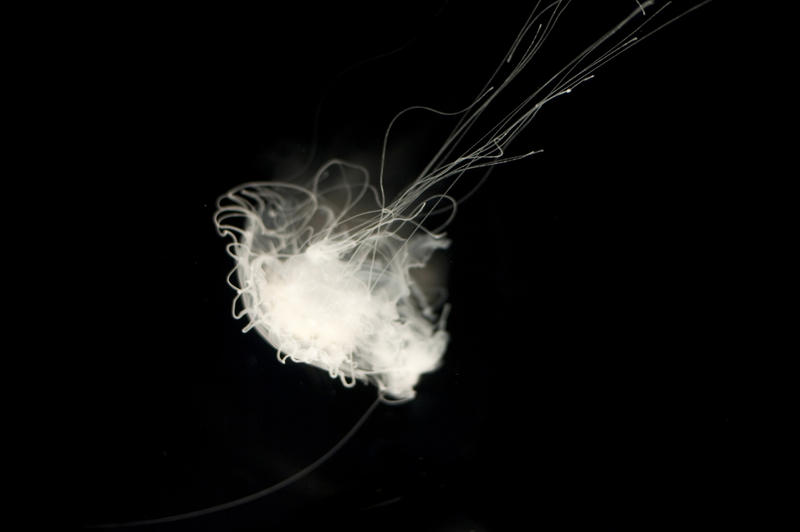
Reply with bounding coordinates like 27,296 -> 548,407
214,159 -> 451,401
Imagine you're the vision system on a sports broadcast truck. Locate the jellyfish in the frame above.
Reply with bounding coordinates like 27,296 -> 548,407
213,0 -> 678,402
213,162 -> 451,402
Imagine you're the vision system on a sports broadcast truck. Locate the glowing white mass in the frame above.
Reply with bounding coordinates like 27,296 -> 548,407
214,161 -> 450,400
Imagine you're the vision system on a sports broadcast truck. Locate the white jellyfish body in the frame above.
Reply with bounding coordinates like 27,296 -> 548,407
214,161 -> 451,400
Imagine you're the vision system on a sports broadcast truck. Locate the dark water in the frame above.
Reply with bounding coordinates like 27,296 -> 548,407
62,1 -> 762,530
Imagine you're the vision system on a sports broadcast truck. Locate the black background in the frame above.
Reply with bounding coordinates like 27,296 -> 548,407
54,1 -> 767,530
